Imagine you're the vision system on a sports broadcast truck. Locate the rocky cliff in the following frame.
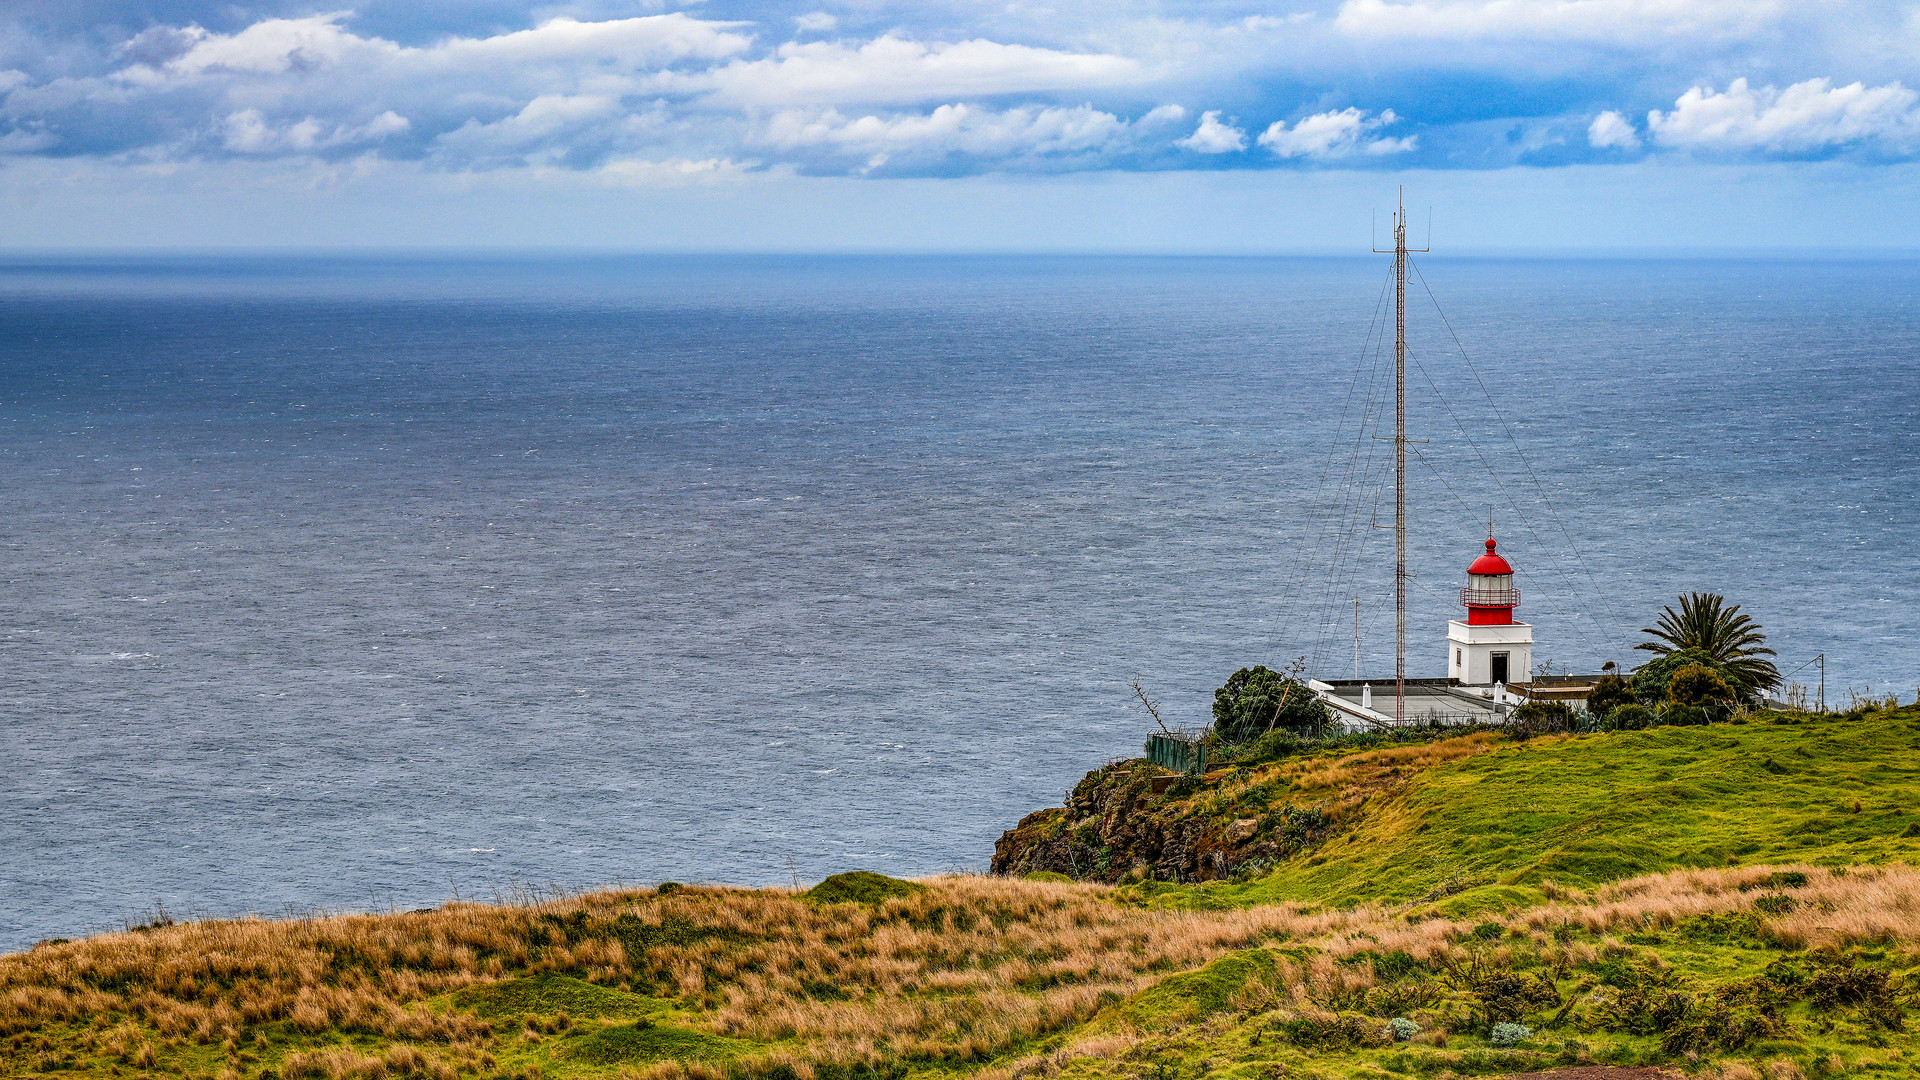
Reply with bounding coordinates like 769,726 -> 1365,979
990,759 -> 1334,884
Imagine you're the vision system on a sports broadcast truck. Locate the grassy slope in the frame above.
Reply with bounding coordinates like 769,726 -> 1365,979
1132,710 -> 1920,917
8,709 -> 1920,1080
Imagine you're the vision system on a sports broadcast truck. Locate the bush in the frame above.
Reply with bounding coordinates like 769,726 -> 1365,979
1213,666 -> 1331,742
1279,1012 -> 1391,1050
1231,728 -> 1307,766
1469,971 -> 1559,1029
802,872 -> 927,906
1388,1017 -> 1420,1042
1631,648 -> 1725,704
1368,977 -> 1442,1017
1668,663 -> 1738,707
1608,704 -> 1657,730
1662,704 -> 1712,726
1586,674 -> 1634,717
1661,1001 -> 1776,1055
1511,701 -> 1574,738
1488,1022 -> 1531,1047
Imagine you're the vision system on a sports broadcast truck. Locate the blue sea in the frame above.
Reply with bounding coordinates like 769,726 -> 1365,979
2,255 -> 1916,951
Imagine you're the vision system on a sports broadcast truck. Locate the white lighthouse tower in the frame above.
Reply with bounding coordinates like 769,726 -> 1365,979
1447,536 -> 1533,686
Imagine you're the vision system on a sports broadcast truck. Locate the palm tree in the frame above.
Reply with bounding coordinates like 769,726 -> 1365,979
1637,592 -> 1780,695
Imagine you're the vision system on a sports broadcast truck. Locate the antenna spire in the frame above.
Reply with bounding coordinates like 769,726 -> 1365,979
1373,187 -> 1428,723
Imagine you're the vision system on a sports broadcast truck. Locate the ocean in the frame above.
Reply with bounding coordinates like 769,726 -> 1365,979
2,254 -> 1915,951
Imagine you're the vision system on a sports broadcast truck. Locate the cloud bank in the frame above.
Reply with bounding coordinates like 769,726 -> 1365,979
0,1 -> 1916,181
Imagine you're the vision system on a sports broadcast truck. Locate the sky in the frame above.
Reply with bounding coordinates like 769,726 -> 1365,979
4,0 -> 1920,251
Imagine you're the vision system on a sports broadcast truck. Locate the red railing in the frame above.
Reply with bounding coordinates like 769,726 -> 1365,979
1460,586 -> 1519,607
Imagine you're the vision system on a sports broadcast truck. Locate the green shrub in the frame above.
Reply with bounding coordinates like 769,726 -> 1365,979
802,872 -> 927,906
1231,728 -> 1307,765
1807,957 -> 1903,1022
1214,666 -> 1331,742
1387,1017 -> 1420,1042
1631,649 -> 1725,704
1590,962 -> 1691,1034
1511,701 -> 1574,738
1279,1012 -> 1391,1050
1667,662 -> 1737,707
1608,704 -> 1657,730
1469,971 -> 1559,1028
1661,704 -> 1711,727
1586,674 -> 1635,717
1367,977 -> 1442,1017
1660,1001 -> 1775,1055
1677,911 -> 1765,944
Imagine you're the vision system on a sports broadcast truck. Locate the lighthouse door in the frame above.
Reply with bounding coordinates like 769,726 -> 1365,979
1491,652 -> 1510,685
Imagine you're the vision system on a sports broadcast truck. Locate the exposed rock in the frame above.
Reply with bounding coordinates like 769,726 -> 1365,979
990,760 -> 1332,884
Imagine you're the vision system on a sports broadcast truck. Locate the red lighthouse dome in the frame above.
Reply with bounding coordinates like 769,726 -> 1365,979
1461,537 -> 1519,626
1468,538 -> 1513,577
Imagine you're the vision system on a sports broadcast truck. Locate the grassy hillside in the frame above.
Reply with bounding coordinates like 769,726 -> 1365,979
7,708 -> 1920,1080
1129,709 -> 1920,917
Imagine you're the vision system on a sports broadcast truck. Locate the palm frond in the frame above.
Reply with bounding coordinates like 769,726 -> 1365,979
1634,591 -> 1780,693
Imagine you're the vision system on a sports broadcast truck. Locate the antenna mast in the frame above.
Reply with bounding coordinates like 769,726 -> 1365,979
1374,187 -> 1427,722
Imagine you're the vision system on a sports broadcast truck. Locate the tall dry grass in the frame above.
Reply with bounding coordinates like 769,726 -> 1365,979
1512,863 -> 1920,948
1198,732 -> 1503,824
5,860 -> 1916,1070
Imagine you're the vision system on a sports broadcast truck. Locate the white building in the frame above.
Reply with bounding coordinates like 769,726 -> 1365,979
1446,536 -> 1533,687
1312,533 -> 1537,729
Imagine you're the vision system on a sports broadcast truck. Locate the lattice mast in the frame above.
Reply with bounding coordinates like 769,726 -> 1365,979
1374,189 -> 1426,721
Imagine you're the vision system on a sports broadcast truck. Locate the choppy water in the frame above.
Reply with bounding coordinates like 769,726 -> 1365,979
2,255 -> 1916,951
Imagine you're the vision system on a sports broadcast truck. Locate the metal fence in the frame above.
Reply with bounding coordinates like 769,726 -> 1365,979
1346,711 -> 1505,730
1145,731 -> 1207,775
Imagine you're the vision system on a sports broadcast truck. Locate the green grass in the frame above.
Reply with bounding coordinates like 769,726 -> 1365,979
1112,949 -> 1280,1030
560,1021 -> 747,1067
1135,710 -> 1920,914
449,974 -> 665,1020
1064,912 -> 1920,1080
802,870 -> 928,906
14,707 -> 1920,1080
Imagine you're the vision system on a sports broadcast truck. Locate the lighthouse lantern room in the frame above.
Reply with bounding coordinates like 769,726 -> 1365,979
1446,537 -> 1533,686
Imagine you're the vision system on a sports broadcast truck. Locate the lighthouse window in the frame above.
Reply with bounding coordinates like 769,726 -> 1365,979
1455,649 -> 1462,667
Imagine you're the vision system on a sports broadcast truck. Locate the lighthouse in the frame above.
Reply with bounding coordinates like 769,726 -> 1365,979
1446,536 -> 1533,686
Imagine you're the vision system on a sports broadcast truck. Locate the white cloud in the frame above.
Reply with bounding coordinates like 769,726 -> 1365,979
1177,110 -> 1246,153
693,36 -> 1141,106
760,103 -> 1133,160
1333,0 -> 1781,44
112,13 -> 752,91
586,157 -> 749,187
0,127 -> 57,154
795,13 -> 839,33
1647,77 -> 1920,153
1258,107 -> 1415,158
1588,109 -> 1641,149
222,107 -> 409,153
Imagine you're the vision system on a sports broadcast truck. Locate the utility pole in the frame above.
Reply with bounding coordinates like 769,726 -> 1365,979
1816,653 -> 1826,713
1374,188 -> 1427,722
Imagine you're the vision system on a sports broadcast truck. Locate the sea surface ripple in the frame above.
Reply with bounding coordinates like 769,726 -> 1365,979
1,255 -> 1915,950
